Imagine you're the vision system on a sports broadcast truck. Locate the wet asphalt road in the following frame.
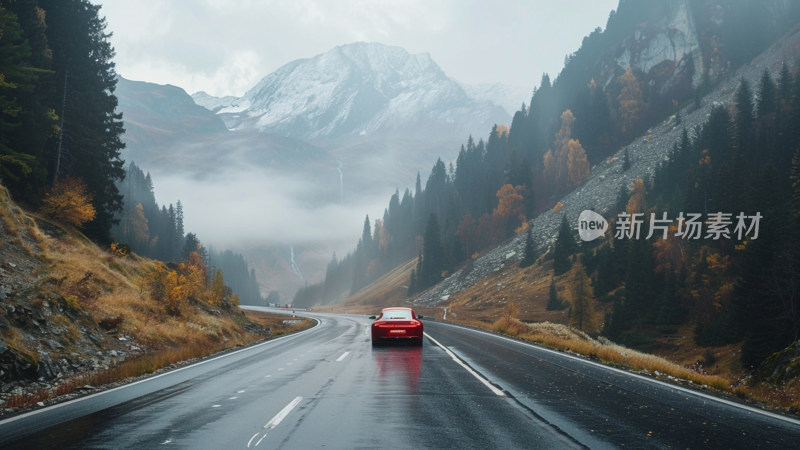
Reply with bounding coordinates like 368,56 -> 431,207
1,309 -> 799,449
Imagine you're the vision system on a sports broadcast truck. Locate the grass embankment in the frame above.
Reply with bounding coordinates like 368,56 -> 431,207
4,311 -> 313,409
479,311 -> 799,413
1,185 -> 315,410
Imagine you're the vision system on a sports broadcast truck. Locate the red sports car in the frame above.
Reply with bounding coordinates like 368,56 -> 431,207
370,307 -> 424,346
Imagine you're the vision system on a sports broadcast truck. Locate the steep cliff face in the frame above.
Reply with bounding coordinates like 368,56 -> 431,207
612,0 -> 703,94
600,0 -> 800,97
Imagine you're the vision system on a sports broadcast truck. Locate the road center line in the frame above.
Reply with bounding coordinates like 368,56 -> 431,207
424,332 -> 506,397
264,396 -> 303,430
336,351 -> 350,362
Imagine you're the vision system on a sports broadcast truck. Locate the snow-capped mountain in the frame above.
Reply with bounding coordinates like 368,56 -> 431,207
192,42 -> 510,141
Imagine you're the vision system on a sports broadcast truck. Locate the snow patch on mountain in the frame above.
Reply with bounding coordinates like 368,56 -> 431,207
192,42 -> 513,141
191,91 -> 241,113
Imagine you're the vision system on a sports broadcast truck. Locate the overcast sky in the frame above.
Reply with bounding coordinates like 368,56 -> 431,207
97,0 -> 618,98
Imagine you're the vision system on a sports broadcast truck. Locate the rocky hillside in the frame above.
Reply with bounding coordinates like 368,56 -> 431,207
412,21 -> 800,307
0,185 -> 261,402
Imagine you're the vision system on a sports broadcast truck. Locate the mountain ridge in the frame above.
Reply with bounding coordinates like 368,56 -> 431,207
192,42 -> 514,141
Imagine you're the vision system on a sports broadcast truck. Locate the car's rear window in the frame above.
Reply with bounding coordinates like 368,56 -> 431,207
380,309 -> 413,320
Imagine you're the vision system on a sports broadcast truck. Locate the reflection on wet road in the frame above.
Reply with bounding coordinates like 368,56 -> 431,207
4,310 -> 797,448
373,345 -> 422,394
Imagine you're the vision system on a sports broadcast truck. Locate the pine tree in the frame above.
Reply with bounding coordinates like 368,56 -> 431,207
520,226 -> 536,268
622,148 -> 631,171
420,213 -> 444,289
733,78 -> 755,159
553,215 -> 576,275
570,262 -> 595,332
41,0 -> 126,242
0,6 -> 54,200
546,278 -> 567,310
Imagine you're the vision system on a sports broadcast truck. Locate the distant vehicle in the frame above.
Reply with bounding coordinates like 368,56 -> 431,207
369,307 -> 424,346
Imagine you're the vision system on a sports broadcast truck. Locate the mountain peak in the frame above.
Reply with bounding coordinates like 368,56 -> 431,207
202,42 -> 510,141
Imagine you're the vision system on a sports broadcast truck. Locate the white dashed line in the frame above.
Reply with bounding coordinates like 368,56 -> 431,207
248,396 -> 304,447
336,351 -> 350,362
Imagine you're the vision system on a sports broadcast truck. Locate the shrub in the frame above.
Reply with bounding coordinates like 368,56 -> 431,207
40,177 -> 96,227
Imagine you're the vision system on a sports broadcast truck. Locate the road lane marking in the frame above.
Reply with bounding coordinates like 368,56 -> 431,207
247,433 -> 259,447
336,351 -> 350,362
0,318 -> 322,432
432,321 -> 800,427
249,396 -> 304,447
264,396 -> 303,429
424,332 -> 506,397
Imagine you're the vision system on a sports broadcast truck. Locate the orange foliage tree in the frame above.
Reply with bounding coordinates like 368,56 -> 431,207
491,184 -> 526,240
142,252 -> 214,315
566,139 -> 590,187
40,177 -> 96,227
542,110 -> 591,194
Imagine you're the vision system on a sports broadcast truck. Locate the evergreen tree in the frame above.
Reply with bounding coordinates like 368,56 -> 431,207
553,215 -> 576,275
546,278 -> 567,311
420,213 -> 444,289
0,5 -> 54,200
41,0 -> 126,242
519,226 -> 536,268
733,78 -> 755,159
570,261 -> 595,332
622,147 -> 631,171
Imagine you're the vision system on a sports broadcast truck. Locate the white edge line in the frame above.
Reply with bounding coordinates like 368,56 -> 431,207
433,321 -> 800,427
0,318 -> 321,427
264,396 -> 303,429
424,332 -> 506,397
336,351 -> 350,362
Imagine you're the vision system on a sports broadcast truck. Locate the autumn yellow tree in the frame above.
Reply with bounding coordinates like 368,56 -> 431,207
553,110 -> 576,187
566,139 -> 590,187
131,203 -> 149,245
626,178 -> 647,214
491,184 -> 526,240
617,66 -> 644,135
209,269 -> 227,305
543,110 -> 591,192
40,177 -> 96,227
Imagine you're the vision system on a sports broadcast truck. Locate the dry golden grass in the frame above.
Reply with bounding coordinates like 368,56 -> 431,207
1,185 -> 317,410
5,312 -> 315,409
474,317 -> 749,397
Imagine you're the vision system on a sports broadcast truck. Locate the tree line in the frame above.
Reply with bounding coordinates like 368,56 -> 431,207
294,2 -> 800,371
567,67 -> 800,368
1,1 -> 263,306
111,162 -> 264,305
295,2 -> 800,308
1,0 -> 125,242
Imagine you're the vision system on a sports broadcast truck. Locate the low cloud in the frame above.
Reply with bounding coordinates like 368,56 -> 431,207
150,165 -> 394,254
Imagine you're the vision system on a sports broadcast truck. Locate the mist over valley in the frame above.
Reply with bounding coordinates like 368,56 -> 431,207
115,43 -> 521,301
